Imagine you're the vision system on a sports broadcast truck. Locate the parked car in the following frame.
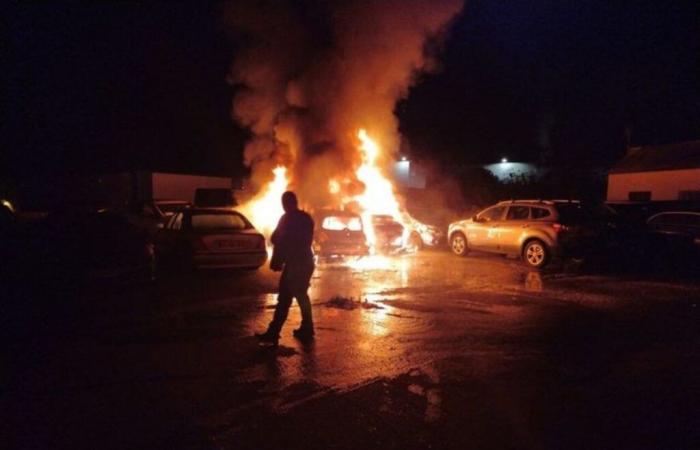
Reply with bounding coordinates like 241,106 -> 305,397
645,211 -> 700,264
448,200 -> 619,268
371,214 -> 404,252
313,210 -> 369,258
156,208 -> 266,271
41,208 -> 155,283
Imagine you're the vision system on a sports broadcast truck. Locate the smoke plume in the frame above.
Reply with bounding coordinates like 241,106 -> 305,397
223,0 -> 463,209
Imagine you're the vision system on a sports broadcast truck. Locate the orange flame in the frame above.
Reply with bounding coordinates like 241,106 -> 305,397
352,129 -> 403,248
239,166 -> 289,236
241,129 -> 414,254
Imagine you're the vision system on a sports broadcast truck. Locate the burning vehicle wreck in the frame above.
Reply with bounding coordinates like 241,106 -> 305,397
370,214 -> 405,252
313,210 -> 370,258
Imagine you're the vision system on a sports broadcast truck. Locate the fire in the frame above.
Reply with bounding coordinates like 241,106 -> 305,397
239,166 -> 289,236
241,129 -> 413,253
353,129 -> 403,247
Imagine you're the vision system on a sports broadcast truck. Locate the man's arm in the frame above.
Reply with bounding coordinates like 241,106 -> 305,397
271,214 -> 286,246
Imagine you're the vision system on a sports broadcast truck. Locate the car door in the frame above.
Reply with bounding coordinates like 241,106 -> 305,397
468,205 -> 506,251
498,205 -> 531,254
156,212 -> 183,258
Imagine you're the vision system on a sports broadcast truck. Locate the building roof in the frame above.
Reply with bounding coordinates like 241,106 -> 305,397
610,140 -> 700,174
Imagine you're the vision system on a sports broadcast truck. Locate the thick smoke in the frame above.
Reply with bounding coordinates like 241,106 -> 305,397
224,0 -> 463,210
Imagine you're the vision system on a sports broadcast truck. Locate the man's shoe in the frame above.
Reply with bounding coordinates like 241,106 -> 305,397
255,331 -> 279,346
293,328 -> 315,340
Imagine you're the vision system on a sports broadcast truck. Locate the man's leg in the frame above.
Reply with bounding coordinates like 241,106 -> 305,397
296,291 -> 314,333
292,263 -> 315,337
264,271 -> 293,338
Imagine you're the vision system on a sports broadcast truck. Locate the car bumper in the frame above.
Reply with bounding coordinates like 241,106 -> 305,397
193,250 -> 267,269
317,243 -> 369,256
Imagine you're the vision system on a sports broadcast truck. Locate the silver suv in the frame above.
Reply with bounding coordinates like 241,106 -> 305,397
448,200 -> 600,268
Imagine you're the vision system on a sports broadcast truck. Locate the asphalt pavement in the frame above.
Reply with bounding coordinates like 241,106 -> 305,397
3,250 -> 700,449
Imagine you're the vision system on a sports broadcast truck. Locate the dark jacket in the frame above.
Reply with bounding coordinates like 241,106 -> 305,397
270,209 -> 314,270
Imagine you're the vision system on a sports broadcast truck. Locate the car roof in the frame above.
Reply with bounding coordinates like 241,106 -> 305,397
316,209 -> 361,217
647,211 -> 700,221
496,199 -> 581,206
182,207 -> 245,215
153,199 -> 190,204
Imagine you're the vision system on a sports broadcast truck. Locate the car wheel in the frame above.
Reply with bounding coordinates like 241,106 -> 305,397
523,240 -> 548,268
450,232 -> 469,256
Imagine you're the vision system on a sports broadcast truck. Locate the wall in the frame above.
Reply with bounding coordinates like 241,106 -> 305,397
607,168 -> 700,201
152,173 -> 231,202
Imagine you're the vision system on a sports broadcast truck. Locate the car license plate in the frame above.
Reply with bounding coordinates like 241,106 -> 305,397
217,240 -> 244,249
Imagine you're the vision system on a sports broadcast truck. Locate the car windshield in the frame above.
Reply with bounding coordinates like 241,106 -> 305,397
372,215 -> 397,225
322,215 -> 363,231
191,213 -> 249,230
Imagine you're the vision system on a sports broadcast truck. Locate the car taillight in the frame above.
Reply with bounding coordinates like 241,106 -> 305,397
552,223 -> 569,233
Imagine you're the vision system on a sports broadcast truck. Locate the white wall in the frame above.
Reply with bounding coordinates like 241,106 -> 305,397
152,173 -> 231,202
607,168 -> 700,201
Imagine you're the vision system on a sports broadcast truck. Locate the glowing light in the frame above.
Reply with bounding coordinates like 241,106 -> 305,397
1,199 -> 15,213
501,157 -> 508,164
328,179 -> 341,194
352,129 -> 404,249
239,166 -> 289,236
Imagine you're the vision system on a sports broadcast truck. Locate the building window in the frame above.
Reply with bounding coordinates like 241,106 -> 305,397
678,190 -> 700,201
628,191 -> 651,202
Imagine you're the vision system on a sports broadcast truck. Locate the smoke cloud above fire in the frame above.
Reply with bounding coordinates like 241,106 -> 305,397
223,0 -> 463,210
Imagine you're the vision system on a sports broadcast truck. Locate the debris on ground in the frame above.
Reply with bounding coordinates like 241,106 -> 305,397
325,295 -> 385,310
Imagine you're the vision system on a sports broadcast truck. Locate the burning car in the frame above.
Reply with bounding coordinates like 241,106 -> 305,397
313,210 -> 369,258
370,214 -> 404,252
406,221 -> 445,250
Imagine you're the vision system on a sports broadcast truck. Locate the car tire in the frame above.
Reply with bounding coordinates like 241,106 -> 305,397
523,239 -> 549,268
450,232 -> 469,257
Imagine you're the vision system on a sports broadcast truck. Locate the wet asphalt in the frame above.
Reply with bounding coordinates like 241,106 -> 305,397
3,250 -> 700,450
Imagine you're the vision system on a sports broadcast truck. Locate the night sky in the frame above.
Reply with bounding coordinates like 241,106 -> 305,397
4,1 -> 699,178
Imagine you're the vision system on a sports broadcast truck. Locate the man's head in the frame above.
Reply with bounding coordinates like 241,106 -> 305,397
281,191 -> 298,213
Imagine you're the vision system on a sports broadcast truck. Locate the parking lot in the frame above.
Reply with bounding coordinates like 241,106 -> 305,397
4,249 -> 700,449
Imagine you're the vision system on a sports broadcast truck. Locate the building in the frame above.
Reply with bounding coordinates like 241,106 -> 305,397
607,140 -> 700,202
483,161 -> 544,182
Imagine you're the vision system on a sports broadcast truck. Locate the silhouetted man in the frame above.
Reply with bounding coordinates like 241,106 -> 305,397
256,191 -> 315,345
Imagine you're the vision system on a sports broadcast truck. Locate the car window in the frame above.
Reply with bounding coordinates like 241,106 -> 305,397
477,206 -> 506,222
191,213 -> 248,230
322,215 -> 363,231
652,213 -> 700,227
531,207 -> 551,219
157,203 -> 189,217
506,206 -> 530,220
169,212 -> 183,230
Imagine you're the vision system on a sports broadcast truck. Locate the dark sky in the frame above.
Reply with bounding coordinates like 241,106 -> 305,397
4,1 -> 699,178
